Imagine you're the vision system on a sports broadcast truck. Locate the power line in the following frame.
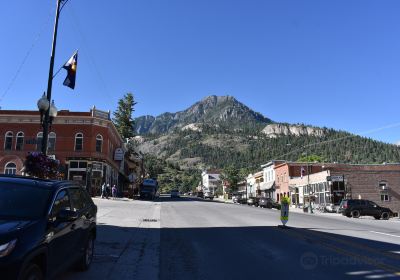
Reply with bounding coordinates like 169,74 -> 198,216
0,6 -> 54,105
268,121 -> 400,162
68,5 -> 115,106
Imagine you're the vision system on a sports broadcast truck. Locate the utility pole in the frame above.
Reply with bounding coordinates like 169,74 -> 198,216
42,0 -> 62,155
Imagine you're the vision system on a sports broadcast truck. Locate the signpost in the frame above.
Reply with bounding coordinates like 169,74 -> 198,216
280,196 -> 290,227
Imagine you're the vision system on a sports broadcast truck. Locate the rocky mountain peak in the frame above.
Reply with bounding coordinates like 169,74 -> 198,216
134,95 -> 272,134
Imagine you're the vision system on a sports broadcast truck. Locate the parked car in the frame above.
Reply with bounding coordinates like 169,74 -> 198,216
259,197 -> 281,209
0,175 -> 97,280
338,199 -> 394,219
232,194 -> 245,204
196,191 -> 204,198
204,192 -> 214,200
170,189 -> 180,198
247,197 -> 260,207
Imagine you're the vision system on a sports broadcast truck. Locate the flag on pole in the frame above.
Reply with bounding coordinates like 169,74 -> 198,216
63,51 -> 78,89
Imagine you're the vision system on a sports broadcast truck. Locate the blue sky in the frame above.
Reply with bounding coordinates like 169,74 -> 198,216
1,0 -> 400,144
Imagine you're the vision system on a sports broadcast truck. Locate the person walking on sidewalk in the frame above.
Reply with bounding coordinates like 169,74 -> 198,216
112,185 -> 117,199
101,182 -> 106,199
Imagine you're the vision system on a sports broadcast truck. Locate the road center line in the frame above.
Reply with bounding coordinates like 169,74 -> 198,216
370,231 -> 400,238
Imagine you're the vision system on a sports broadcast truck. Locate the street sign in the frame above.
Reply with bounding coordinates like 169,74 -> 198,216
328,175 -> 344,182
114,148 -> 124,161
280,200 -> 289,226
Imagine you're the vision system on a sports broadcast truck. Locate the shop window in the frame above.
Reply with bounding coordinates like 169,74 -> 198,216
4,162 -> 17,175
75,133 -> 83,151
16,132 -> 24,151
96,134 -> 103,153
4,131 -> 13,150
48,132 -> 56,152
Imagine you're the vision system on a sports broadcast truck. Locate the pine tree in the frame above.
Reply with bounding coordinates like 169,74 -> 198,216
113,93 -> 137,139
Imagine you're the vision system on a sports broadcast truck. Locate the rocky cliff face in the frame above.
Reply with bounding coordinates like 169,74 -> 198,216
135,95 -> 272,134
262,124 -> 325,138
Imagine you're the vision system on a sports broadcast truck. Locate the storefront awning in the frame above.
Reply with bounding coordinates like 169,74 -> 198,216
260,181 -> 275,190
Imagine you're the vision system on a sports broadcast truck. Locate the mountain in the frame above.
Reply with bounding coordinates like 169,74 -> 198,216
134,95 -> 400,170
135,95 -> 272,134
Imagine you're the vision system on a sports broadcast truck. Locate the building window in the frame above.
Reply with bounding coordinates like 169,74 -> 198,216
75,133 -> 83,151
4,162 -> 17,175
16,132 -> 24,151
96,134 -> 103,153
4,131 -> 13,150
381,193 -> 389,202
48,132 -> 56,152
36,132 -> 43,151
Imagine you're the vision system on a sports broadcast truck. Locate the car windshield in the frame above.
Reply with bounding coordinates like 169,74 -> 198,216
0,182 -> 52,220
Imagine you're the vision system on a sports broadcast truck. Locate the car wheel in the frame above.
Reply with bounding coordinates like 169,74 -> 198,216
76,234 -> 95,271
374,216 -> 381,220
351,210 -> 360,218
20,263 -> 43,280
381,212 -> 390,220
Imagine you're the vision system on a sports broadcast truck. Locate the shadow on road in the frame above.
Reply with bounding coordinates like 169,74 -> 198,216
61,223 -> 400,280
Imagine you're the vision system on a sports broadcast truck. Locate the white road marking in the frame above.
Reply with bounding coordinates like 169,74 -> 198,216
370,231 -> 400,238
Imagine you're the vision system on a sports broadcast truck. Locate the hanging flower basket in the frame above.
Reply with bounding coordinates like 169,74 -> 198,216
24,152 -> 60,179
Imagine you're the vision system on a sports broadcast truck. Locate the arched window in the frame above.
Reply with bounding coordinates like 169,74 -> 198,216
36,132 -> 43,151
75,133 -> 83,151
4,131 -> 13,150
5,162 -> 17,175
48,132 -> 56,152
96,134 -> 103,153
16,132 -> 24,151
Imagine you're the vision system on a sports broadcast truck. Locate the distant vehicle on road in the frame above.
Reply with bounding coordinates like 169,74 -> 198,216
140,179 -> 159,200
338,199 -> 394,219
204,192 -> 214,200
0,175 -> 97,280
232,194 -> 246,204
247,197 -> 259,207
259,197 -> 281,209
170,189 -> 180,198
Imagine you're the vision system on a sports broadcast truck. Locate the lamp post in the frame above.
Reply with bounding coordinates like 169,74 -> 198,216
37,0 -> 63,155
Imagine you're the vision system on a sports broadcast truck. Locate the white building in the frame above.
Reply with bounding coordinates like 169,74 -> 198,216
260,161 -> 277,200
201,170 -> 221,195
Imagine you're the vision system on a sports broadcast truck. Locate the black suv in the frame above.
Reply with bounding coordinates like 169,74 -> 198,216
339,199 -> 393,220
0,175 -> 97,280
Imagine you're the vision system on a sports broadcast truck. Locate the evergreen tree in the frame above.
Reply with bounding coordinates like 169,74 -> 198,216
113,92 -> 137,139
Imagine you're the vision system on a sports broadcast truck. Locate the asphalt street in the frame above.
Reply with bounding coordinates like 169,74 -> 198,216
62,195 -> 400,280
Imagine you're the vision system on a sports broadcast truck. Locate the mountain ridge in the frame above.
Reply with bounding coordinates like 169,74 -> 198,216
135,95 -> 272,135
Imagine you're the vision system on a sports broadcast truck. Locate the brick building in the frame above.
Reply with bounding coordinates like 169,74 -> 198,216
0,108 -> 137,196
286,162 -> 400,214
274,162 -> 323,202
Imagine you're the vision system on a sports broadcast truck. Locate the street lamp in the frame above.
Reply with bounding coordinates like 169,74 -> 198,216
37,0 -> 65,155
37,94 -> 58,154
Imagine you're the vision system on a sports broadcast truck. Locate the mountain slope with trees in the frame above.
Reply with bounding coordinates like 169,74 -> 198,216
134,95 -> 400,171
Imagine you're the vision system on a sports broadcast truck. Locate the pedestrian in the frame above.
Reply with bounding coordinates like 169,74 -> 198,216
106,184 -> 110,199
112,185 -> 117,199
101,182 -> 106,199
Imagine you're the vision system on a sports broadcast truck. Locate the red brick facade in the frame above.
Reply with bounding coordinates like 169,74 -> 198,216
0,108 -> 129,195
274,162 -> 322,202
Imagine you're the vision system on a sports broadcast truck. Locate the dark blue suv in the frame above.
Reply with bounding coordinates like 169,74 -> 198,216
0,175 -> 97,280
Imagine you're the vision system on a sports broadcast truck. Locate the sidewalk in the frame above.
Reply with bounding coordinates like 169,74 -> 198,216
214,197 -> 233,204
